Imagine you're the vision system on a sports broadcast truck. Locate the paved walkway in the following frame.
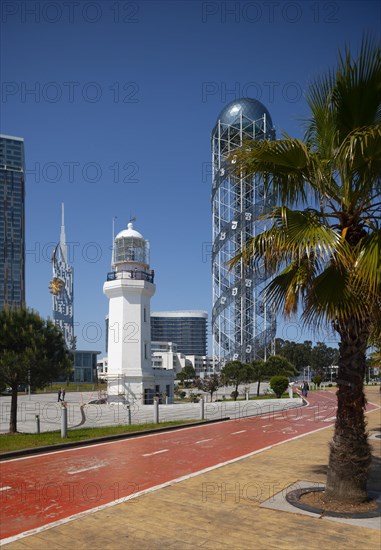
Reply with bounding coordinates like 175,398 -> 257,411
3,387 -> 381,549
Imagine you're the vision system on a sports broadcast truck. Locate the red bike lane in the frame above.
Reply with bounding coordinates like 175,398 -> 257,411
1,391 -> 376,542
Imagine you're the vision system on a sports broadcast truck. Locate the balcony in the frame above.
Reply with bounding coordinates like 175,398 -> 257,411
107,270 -> 154,283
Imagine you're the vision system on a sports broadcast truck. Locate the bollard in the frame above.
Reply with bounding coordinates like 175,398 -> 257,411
153,397 -> 159,424
35,414 -> 40,434
61,404 -> 68,438
245,391 -> 249,401
127,405 -> 132,425
165,396 -> 169,405
200,396 -> 205,420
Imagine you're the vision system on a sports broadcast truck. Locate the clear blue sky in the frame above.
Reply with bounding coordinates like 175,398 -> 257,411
1,0 -> 379,354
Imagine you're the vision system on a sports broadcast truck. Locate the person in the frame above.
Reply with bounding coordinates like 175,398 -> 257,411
62,389 -> 66,401
57,389 -> 61,402
305,382 -> 309,397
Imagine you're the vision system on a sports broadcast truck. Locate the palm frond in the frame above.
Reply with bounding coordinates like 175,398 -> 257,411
335,125 -> 381,200
351,230 -> 381,298
229,207 -> 343,273
333,35 -> 381,136
265,256 -> 318,317
302,264 -> 372,328
229,138 -> 318,204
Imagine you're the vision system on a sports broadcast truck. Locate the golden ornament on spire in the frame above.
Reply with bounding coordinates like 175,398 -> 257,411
49,277 -> 64,295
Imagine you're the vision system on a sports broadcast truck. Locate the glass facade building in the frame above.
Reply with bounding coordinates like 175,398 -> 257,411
151,311 -> 207,356
0,135 -> 25,310
73,350 -> 100,383
211,99 -> 277,365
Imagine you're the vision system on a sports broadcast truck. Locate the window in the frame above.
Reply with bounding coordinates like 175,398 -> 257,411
144,307 -> 147,323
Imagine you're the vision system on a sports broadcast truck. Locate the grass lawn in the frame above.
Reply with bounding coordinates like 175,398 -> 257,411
0,420 -> 194,453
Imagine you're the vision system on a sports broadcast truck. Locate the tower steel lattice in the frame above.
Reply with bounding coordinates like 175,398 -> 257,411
211,98 -> 276,365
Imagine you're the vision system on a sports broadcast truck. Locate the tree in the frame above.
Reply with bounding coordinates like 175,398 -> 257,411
0,308 -> 73,433
275,338 -> 313,371
230,37 -> 381,503
369,346 -> 381,368
250,355 -> 296,396
176,365 -> 196,386
269,376 -> 290,398
310,342 -> 339,373
265,355 -> 298,378
194,374 -> 222,401
250,359 -> 267,396
221,361 -> 253,400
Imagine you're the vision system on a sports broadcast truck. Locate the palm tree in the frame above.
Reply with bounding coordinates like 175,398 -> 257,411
229,36 -> 381,504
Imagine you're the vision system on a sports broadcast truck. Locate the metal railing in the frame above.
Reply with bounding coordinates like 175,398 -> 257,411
107,270 -> 155,283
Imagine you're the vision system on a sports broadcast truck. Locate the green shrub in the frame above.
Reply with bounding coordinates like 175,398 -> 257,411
269,376 -> 289,398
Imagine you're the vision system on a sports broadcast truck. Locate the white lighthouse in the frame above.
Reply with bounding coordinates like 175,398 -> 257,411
103,221 -> 173,404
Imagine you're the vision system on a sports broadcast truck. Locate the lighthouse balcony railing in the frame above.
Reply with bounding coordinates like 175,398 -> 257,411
107,270 -> 155,283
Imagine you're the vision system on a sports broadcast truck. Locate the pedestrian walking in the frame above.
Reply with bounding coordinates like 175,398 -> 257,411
57,389 -> 61,402
62,389 -> 66,401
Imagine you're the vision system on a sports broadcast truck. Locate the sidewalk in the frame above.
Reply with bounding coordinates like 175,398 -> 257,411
5,387 -> 381,550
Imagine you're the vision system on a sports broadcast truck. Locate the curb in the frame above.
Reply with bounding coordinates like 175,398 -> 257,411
0,417 -> 231,460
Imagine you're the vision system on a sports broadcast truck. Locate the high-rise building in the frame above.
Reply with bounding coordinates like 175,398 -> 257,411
211,98 -> 277,365
50,203 -> 75,349
150,311 -> 208,356
0,134 -> 25,310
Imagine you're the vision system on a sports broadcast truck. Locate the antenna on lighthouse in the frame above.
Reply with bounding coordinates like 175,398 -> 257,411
112,216 -> 117,266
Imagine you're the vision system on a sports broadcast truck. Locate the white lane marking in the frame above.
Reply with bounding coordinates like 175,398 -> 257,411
142,449 -> 169,457
231,430 -> 246,435
323,417 -> 336,422
1,420 -> 348,547
195,439 -> 212,444
0,486 -> 12,492
67,464 -> 106,475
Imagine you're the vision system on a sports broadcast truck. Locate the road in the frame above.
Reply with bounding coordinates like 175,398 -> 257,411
1,391 -> 376,544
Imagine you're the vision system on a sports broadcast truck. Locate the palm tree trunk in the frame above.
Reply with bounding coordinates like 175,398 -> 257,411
326,319 -> 371,503
10,384 -> 18,433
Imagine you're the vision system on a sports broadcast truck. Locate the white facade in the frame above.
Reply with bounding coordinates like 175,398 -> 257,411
151,341 -> 187,374
97,357 -> 108,379
184,355 -> 220,376
103,222 -> 174,404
